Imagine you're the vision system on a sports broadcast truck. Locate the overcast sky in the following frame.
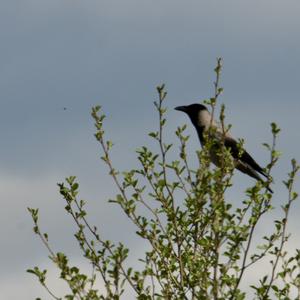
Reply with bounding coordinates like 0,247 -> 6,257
1,0 -> 300,299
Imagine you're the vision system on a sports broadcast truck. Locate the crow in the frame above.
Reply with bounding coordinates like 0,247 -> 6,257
175,103 -> 273,193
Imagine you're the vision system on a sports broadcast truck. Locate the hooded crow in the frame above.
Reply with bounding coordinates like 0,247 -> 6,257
175,103 -> 273,193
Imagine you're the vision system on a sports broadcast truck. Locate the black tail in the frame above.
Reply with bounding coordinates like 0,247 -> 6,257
236,162 -> 273,193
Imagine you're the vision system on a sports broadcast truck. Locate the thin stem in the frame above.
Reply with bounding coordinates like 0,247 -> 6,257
263,161 -> 298,297
230,129 -> 279,299
41,282 -> 61,300
156,87 -> 186,293
95,120 -> 183,294
65,200 -> 114,296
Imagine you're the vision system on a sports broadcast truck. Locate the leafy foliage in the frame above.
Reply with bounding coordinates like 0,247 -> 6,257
28,59 -> 300,299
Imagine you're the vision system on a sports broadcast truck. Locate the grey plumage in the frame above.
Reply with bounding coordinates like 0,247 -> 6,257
175,103 -> 273,193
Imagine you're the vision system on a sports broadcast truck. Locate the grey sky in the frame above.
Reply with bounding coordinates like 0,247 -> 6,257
1,0 -> 300,298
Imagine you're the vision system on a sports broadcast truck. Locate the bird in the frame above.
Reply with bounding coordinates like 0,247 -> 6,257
175,103 -> 273,193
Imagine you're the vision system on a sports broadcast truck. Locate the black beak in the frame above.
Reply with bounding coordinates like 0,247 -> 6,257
175,105 -> 188,112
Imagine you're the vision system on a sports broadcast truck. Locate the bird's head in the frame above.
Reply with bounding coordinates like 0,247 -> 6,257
175,103 -> 207,114
175,103 -> 209,126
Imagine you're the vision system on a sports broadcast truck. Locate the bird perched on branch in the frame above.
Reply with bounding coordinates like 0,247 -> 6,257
175,103 -> 273,193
